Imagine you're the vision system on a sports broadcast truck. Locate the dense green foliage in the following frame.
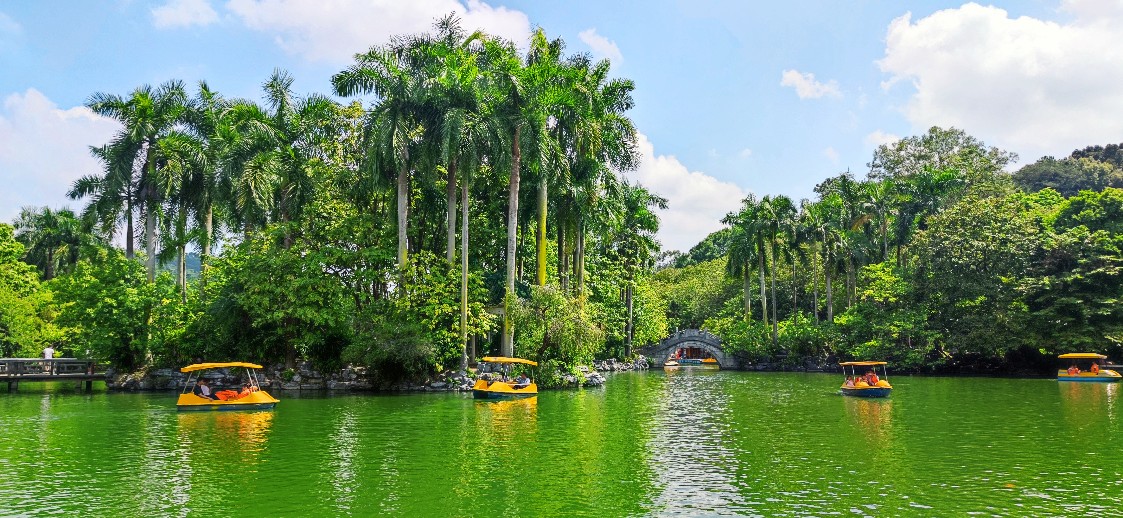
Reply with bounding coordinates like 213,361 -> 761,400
2,16 -> 670,386
6,16 -> 1122,381
656,128 -> 1123,373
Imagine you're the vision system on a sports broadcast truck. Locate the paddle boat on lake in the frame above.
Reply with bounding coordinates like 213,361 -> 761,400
839,361 -> 892,398
177,362 -> 279,411
1056,353 -> 1122,382
472,357 -> 537,399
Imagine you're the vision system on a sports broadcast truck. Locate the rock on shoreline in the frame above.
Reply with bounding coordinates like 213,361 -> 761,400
106,358 -> 650,393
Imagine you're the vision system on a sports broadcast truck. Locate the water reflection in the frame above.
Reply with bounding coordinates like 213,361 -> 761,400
842,396 -> 894,447
647,371 -> 745,514
176,410 -> 275,456
1058,381 -> 1119,428
473,397 -> 538,445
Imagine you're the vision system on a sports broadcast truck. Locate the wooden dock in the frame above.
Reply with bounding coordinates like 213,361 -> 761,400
0,358 -> 107,391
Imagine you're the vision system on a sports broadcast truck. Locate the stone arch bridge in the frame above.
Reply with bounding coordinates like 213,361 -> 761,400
636,329 -> 740,370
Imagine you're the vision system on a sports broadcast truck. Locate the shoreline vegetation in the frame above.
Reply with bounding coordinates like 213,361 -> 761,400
3,15 -> 1122,389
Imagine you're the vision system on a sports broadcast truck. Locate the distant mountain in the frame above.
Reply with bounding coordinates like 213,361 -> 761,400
159,252 -> 202,280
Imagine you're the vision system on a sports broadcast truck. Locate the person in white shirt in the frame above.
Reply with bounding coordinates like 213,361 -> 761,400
42,345 -> 56,373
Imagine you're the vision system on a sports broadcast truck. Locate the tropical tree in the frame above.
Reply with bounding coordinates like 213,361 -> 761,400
13,206 -> 86,280
610,182 -> 666,356
758,194 -> 796,347
333,36 -> 426,270
80,80 -> 189,282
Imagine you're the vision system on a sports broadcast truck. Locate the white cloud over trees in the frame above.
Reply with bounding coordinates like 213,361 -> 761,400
780,69 -> 841,99
0,90 -> 119,222
578,28 -> 623,64
152,0 -> 220,29
224,0 -> 531,63
879,2 -> 1123,162
630,133 -> 747,252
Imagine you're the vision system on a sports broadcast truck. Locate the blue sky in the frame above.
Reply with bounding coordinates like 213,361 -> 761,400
2,0 -> 1121,252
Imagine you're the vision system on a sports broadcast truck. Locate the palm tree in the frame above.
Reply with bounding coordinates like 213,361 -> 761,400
758,195 -> 796,346
560,54 -> 639,296
722,219 -> 756,319
612,182 -> 666,356
479,33 -> 550,357
69,142 -> 135,257
13,206 -> 84,280
333,39 -> 426,269
242,70 -> 338,249
79,80 -> 189,280
725,194 -> 771,326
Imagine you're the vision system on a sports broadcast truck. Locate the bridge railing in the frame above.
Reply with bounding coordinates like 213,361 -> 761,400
0,358 -> 105,378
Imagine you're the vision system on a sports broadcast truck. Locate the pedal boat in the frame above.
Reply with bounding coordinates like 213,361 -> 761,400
1057,353 -> 1122,382
839,361 -> 893,398
472,357 -> 538,399
177,362 -> 280,411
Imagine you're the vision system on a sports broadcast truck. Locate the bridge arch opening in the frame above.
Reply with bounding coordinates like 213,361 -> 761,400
637,330 -> 736,369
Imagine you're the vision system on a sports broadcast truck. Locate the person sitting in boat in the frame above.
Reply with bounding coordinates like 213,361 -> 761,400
513,373 -> 530,389
1091,362 -> 1100,374
215,387 -> 240,401
193,379 -> 218,400
1067,365 -> 1080,375
234,383 -> 254,399
866,370 -> 880,385
843,376 -> 855,388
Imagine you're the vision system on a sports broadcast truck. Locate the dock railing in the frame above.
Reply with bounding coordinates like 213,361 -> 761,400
0,358 -> 108,391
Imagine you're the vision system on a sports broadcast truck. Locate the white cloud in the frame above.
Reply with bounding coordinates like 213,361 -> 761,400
1060,0 -> 1123,20
629,133 -> 747,252
578,28 -> 623,64
824,146 -> 839,164
879,3 -> 1123,161
224,0 -> 531,63
865,130 -> 900,147
0,11 -> 22,52
739,148 -> 752,158
780,69 -> 841,99
0,89 -> 119,223
153,0 -> 219,28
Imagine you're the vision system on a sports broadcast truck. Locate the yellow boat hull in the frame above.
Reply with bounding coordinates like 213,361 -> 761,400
1057,369 -> 1122,382
176,391 -> 280,411
472,379 -> 537,399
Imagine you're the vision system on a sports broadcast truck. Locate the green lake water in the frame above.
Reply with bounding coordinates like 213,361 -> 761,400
2,370 -> 1122,516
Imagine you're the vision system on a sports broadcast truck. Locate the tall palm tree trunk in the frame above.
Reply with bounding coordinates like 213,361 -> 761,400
145,196 -> 157,283
201,204 -> 213,295
625,283 -> 634,357
758,248 -> 768,326
557,222 -> 567,292
446,160 -> 458,263
769,244 -> 778,347
177,242 -> 187,303
576,221 -> 586,296
536,178 -> 547,286
502,126 -> 521,357
812,251 -> 820,322
125,197 -> 135,260
460,175 -> 470,372
826,252 -> 834,323
397,162 -> 410,269
743,266 -> 752,319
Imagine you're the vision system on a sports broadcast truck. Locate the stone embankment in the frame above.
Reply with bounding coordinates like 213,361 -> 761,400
106,357 -> 651,393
